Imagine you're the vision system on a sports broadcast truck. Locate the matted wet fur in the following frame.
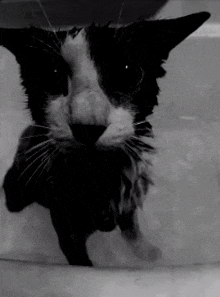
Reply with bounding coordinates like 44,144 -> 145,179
2,12 -> 210,266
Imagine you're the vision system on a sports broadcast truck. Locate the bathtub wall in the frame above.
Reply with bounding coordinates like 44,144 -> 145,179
159,0 -> 220,21
155,37 -> 220,122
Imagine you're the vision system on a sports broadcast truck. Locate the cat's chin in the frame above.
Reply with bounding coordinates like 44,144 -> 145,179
53,135 -> 127,154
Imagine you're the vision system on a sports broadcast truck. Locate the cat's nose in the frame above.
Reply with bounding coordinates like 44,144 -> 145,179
70,124 -> 106,145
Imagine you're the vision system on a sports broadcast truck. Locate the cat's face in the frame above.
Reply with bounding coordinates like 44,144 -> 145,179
0,12 -> 210,152
48,27 -> 138,149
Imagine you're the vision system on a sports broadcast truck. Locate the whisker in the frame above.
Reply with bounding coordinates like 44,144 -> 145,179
25,141 -> 51,162
19,134 -> 49,140
114,1 -> 125,38
15,139 -> 51,158
113,91 -> 133,101
24,139 -> 52,156
25,147 -> 52,186
31,124 -> 50,130
117,1 -> 125,26
23,0 -> 60,54
33,154 -> 50,183
30,35 -> 61,56
65,29 -> 69,42
29,145 -> 59,188
25,44 -> 61,58
48,145 -> 59,162
48,146 -> 60,170
18,145 -> 52,182
134,120 -> 150,126
36,0 -> 62,49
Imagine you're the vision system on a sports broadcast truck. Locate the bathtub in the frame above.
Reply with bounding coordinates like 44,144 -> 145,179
2,9 -> 220,297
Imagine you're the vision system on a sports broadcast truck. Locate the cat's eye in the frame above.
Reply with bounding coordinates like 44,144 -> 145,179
53,67 -> 62,76
120,64 -> 144,92
52,66 -> 63,75
41,58 -> 71,96
52,61 -> 72,77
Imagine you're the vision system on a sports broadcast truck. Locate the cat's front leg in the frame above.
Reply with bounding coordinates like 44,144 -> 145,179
118,209 -> 161,262
50,208 -> 93,266
3,125 -> 50,212
3,165 -> 36,212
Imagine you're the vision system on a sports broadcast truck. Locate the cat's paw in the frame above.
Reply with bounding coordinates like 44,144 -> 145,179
131,238 -> 162,262
146,245 -> 162,262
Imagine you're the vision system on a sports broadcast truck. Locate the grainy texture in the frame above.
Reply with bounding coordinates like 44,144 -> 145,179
2,35 -> 220,268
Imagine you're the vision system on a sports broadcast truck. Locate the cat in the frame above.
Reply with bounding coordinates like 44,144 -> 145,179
1,11 -> 210,266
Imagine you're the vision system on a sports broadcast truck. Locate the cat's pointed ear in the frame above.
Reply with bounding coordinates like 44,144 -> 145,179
152,11 -> 210,56
0,28 -> 16,50
0,28 -> 40,62
0,28 -> 36,55
118,12 -> 210,60
0,27 -> 68,62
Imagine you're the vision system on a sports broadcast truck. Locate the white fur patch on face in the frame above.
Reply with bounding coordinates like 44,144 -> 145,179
47,96 -> 72,139
48,30 -> 135,146
62,30 -> 111,126
99,107 -> 134,145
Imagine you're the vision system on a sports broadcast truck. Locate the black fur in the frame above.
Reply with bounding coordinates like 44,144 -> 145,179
2,12 -> 210,266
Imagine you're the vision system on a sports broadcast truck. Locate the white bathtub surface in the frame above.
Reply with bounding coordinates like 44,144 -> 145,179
2,259 -> 220,297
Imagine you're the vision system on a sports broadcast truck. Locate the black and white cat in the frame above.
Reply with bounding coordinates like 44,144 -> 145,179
1,12 -> 210,266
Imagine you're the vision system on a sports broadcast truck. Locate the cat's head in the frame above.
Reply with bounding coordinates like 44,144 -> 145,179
0,12 -> 210,151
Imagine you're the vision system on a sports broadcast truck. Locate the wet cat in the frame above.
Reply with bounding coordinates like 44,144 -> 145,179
1,12 -> 210,266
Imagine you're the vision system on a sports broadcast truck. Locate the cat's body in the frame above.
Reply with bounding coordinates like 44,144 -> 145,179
1,12 -> 210,266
